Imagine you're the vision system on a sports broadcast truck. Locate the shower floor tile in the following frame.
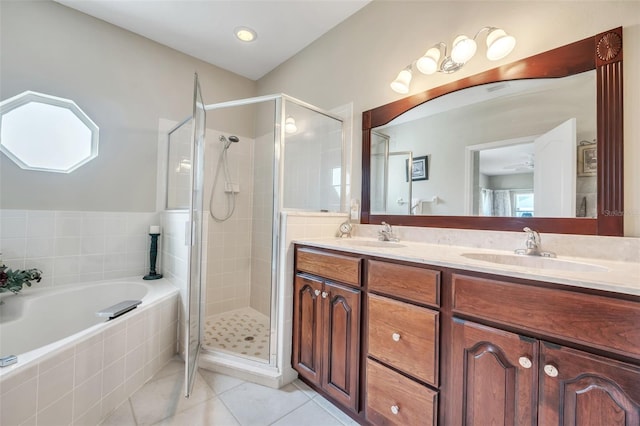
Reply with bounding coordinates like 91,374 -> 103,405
203,307 -> 270,361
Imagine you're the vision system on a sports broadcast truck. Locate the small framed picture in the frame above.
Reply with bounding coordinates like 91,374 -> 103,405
406,155 -> 429,182
577,144 -> 597,177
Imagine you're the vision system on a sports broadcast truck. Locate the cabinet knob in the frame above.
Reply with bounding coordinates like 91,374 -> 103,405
391,333 -> 401,342
518,356 -> 533,369
314,289 -> 321,296
544,364 -> 559,378
321,291 -> 328,299
390,405 -> 400,415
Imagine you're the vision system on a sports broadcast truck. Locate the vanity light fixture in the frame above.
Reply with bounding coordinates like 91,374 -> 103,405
235,26 -> 257,42
285,116 -> 297,134
392,27 -> 516,93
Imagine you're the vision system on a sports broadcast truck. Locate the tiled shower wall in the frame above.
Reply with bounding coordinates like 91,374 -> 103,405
0,209 -> 159,287
204,134 -> 255,317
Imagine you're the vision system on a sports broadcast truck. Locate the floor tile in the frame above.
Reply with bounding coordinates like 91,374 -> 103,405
218,382 -> 310,426
271,400 -> 344,426
198,369 -> 245,395
312,396 -> 361,426
129,371 -> 215,425
151,396 -> 239,426
100,400 -> 136,426
291,379 -> 318,399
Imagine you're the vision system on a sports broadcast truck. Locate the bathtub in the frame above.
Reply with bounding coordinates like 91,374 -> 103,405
0,278 -> 179,426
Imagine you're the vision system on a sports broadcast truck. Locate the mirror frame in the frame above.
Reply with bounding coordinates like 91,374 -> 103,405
362,27 -> 623,236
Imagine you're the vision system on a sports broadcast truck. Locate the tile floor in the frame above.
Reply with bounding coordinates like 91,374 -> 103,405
100,358 -> 361,426
203,308 -> 270,362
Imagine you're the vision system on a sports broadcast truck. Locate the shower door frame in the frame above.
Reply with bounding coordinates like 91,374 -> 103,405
203,94 -> 346,369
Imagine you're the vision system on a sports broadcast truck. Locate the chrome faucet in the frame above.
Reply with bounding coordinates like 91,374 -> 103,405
514,227 -> 556,257
378,222 -> 399,242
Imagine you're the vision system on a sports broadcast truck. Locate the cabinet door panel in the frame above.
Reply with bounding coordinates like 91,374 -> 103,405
322,282 -> 360,412
539,343 -> 640,425
451,319 -> 537,426
292,275 -> 323,385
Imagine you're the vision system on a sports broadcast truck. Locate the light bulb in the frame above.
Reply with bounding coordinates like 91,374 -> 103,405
416,47 -> 441,75
451,35 -> 477,64
486,28 -> 516,60
285,116 -> 297,134
390,67 -> 412,94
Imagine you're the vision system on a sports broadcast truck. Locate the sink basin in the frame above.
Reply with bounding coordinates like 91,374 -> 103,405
342,240 -> 406,248
461,252 -> 608,273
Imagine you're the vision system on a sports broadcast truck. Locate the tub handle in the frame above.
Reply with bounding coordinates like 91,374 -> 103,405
96,300 -> 142,320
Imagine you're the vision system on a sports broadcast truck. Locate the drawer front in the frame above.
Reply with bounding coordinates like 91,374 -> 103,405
452,274 -> 640,359
296,247 -> 361,287
368,260 -> 440,307
366,359 -> 437,426
368,293 -> 439,386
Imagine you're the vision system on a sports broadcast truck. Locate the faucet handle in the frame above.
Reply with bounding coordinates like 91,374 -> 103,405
381,222 -> 392,232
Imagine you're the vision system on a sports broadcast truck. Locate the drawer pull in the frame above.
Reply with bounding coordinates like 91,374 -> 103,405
321,291 -> 328,299
390,405 -> 400,415
314,289 -> 321,296
518,356 -> 532,369
544,364 -> 559,378
391,332 -> 401,342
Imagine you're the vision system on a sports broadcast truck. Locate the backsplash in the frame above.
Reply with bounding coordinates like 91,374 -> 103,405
0,209 -> 159,287
355,224 -> 640,263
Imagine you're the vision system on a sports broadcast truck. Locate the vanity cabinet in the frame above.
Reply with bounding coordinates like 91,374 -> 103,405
450,273 -> 640,425
292,248 -> 362,412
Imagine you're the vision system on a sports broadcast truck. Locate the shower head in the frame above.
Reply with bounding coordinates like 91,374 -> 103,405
219,135 -> 240,150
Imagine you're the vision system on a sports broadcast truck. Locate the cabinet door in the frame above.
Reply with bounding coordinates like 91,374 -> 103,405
539,343 -> 640,425
451,319 -> 538,426
322,281 -> 361,412
292,275 -> 323,386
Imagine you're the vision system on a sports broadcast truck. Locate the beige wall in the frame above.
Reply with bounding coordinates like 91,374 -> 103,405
0,0 -> 256,212
257,1 -> 640,236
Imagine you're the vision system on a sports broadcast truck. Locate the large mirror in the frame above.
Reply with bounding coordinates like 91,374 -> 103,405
362,28 -> 623,236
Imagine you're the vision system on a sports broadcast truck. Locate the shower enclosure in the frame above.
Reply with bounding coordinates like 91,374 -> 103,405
166,78 -> 345,393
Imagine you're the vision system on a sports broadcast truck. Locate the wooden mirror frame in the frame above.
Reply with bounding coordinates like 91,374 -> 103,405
361,27 -> 623,236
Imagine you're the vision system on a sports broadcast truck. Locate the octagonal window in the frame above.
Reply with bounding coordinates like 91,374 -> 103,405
0,91 -> 99,173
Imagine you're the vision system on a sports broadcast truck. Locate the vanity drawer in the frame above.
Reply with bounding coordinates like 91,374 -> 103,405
452,274 -> 640,359
366,358 -> 438,426
368,260 -> 440,307
368,293 -> 439,386
296,247 -> 361,287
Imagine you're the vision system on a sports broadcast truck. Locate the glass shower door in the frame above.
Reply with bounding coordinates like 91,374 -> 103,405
185,74 -> 206,397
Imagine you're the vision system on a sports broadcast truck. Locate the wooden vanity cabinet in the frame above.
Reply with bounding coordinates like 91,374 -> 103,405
292,248 -> 362,413
450,273 -> 640,426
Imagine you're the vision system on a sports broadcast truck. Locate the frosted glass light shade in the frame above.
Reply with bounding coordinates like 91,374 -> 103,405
451,35 -> 477,64
416,47 -> 441,74
486,28 -> 516,60
390,68 -> 412,94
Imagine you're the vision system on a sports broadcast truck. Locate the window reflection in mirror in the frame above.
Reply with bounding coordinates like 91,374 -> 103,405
370,70 -> 596,219
0,91 -> 99,173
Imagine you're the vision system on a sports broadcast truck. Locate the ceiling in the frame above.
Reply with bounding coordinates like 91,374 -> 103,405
54,0 -> 370,81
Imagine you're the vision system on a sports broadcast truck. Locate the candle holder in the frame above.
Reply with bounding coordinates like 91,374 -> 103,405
143,232 -> 163,280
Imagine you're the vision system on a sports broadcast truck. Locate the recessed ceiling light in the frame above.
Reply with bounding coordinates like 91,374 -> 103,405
235,27 -> 257,43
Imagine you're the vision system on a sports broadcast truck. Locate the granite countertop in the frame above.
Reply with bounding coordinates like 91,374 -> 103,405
295,237 -> 640,296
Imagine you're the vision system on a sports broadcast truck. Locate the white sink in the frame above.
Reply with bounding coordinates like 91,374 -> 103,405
341,239 -> 406,249
461,252 -> 608,273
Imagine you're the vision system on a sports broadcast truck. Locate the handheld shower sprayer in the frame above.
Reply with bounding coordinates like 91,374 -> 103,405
219,135 -> 240,150
210,134 -> 241,221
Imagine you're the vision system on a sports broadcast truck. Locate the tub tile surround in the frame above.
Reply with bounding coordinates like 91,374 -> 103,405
0,291 -> 178,426
300,224 -> 640,295
0,209 -> 161,288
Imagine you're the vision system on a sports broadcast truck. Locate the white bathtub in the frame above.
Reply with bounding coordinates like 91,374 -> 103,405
0,278 -> 179,425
